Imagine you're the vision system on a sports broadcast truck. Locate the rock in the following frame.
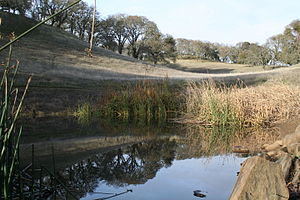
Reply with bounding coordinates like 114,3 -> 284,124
283,132 -> 300,149
292,159 -> 300,184
287,143 -> 300,157
263,140 -> 283,152
276,152 -> 293,181
229,156 -> 289,200
266,150 -> 285,158
295,124 -> 300,134
263,125 -> 300,153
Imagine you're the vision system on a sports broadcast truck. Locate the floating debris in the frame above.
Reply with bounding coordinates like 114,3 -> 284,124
232,146 -> 250,154
193,190 -> 207,198
93,189 -> 133,200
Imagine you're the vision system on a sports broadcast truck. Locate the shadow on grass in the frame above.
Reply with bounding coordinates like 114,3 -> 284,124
167,63 -> 234,74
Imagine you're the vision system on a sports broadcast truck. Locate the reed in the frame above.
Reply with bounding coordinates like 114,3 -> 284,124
184,80 -> 300,128
0,44 -> 31,198
73,103 -> 92,124
97,79 -> 180,124
0,2 -> 80,198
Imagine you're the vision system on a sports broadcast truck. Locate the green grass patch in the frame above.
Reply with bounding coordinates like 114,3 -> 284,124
97,80 -> 180,124
73,103 -> 92,125
74,80 -> 182,125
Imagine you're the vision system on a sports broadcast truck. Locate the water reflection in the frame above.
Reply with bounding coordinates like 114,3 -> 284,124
45,137 -> 245,200
21,116 -> 180,144
55,138 -> 177,198
20,117 -> 247,200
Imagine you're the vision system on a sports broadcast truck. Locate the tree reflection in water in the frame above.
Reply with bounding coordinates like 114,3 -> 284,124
58,138 -> 177,198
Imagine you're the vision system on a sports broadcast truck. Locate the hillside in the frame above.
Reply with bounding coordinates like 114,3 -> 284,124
1,12 -> 298,86
0,12 -> 201,85
1,12 -> 300,113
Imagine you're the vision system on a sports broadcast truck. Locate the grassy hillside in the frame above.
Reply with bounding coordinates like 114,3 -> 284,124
1,11 -> 297,87
1,12 -> 300,114
168,59 -> 282,73
0,12 -> 202,87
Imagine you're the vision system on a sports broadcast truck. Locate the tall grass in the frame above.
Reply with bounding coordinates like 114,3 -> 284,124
185,80 -> 300,128
73,103 -> 92,125
0,2 -> 80,198
0,45 -> 31,198
97,80 -> 180,124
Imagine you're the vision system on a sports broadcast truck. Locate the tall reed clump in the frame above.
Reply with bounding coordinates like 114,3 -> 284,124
98,80 -> 180,124
73,103 -> 92,124
0,44 -> 31,198
184,80 -> 300,128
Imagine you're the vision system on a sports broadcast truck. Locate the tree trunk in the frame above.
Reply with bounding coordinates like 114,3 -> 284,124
132,47 -> 139,58
118,45 -> 123,54
89,0 -> 96,54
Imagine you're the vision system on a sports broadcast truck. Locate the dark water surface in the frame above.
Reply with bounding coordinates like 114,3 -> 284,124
20,117 -> 246,200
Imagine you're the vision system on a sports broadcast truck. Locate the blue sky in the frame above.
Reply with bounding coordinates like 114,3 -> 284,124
84,0 -> 300,45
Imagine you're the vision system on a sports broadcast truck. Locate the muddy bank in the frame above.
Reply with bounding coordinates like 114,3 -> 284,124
23,86 -> 103,115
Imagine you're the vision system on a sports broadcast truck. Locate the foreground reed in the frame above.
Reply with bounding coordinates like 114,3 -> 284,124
184,80 -> 300,128
1,2 -> 80,198
0,45 -> 31,198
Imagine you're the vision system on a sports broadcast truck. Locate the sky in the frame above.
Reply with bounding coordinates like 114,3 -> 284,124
84,0 -> 300,45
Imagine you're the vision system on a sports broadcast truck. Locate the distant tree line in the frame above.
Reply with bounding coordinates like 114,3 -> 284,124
0,0 -> 176,64
177,20 -> 300,66
2,0 -> 300,66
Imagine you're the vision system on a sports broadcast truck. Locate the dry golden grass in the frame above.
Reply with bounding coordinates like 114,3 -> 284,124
184,80 -> 300,128
267,66 -> 300,86
169,59 -> 277,73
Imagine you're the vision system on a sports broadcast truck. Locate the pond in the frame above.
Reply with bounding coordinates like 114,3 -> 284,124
20,116 -> 247,200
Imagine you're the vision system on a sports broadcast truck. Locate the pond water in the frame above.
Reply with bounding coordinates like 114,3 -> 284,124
80,153 -> 245,200
20,116 -> 247,200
